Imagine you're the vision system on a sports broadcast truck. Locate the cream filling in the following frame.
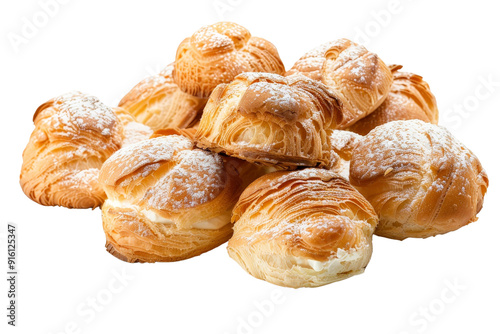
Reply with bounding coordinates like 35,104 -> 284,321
293,257 -> 336,272
106,199 -> 230,230
290,248 -> 365,272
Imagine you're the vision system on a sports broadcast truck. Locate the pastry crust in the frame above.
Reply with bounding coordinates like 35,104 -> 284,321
20,92 -> 122,208
348,65 -> 439,135
350,120 -> 489,239
228,169 -> 378,288
287,39 -> 393,128
113,107 -> 153,146
99,135 -> 266,262
327,130 -> 363,179
174,22 -> 286,98
195,72 -> 343,169
150,127 -> 197,140
118,63 -> 207,130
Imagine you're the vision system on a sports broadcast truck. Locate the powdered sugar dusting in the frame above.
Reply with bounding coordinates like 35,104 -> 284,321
248,81 -> 299,113
191,23 -> 246,54
53,91 -> 117,135
333,45 -> 375,85
353,120 -> 475,180
63,168 -> 100,189
105,135 -> 193,182
122,121 -> 154,147
147,149 -> 225,210
330,130 -> 362,154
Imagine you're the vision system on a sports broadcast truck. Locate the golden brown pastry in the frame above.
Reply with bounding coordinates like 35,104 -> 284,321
287,39 -> 393,128
195,72 -> 343,169
150,127 -> 197,140
350,120 -> 488,240
286,40 -> 338,81
174,22 -> 286,98
328,130 -> 363,179
348,65 -> 439,135
20,92 -> 122,208
113,107 -> 153,146
228,169 -> 378,288
99,135 -> 265,262
118,63 -> 207,130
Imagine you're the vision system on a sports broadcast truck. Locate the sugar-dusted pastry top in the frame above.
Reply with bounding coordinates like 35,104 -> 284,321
36,91 -> 120,138
20,91 -> 122,208
350,120 -> 489,239
99,134 -> 268,262
174,22 -> 285,98
195,72 -> 342,168
287,38 -> 393,128
99,134 -> 266,227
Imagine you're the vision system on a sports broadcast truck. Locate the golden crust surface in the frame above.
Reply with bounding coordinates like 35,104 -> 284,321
174,22 -> 285,98
327,130 -> 363,179
99,135 -> 266,262
102,201 -> 233,262
228,169 -> 378,288
118,63 -> 207,130
195,72 -> 343,169
287,39 -> 393,128
348,65 -> 439,135
350,120 -> 489,239
20,91 -> 122,208
113,107 -> 153,146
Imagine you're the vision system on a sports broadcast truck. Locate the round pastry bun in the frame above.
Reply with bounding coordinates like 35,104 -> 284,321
174,22 -> 285,98
228,169 -> 378,288
287,38 -> 393,128
118,63 -> 207,130
348,65 -> 439,135
98,134 -> 264,262
350,120 -> 489,240
195,72 -> 342,169
20,91 -> 122,208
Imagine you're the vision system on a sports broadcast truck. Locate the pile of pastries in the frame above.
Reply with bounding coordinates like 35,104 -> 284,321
20,22 -> 489,288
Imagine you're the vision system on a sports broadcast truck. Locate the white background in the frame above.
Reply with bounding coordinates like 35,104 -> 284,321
1,0 -> 499,333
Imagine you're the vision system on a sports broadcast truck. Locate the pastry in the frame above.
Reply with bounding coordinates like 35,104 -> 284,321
20,91 -> 122,208
118,63 -> 207,130
113,107 -> 153,146
328,130 -> 362,179
195,72 -> 343,169
150,127 -> 197,140
99,135 -> 265,262
349,120 -> 489,239
174,22 -> 286,98
287,39 -> 393,128
228,169 -> 378,288
348,65 -> 439,135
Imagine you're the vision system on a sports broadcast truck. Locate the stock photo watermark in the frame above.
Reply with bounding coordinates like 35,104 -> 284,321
6,0 -> 73,54
441,74 -> 500,130
352,0 -> 416,46
5,223 -> 17,326
213,0 -> 246,20
47,266 -> 134,334
398,278 -> 467,334
223,289 -> 287,334
144,63 -> 165,77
